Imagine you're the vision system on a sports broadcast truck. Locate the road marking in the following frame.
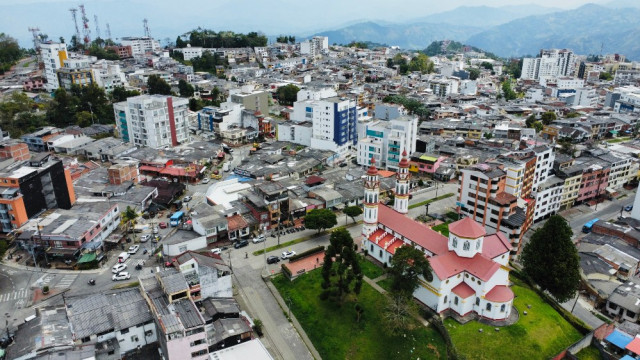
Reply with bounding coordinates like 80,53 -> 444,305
55,274 -> 77,288
0,289 -> 29,303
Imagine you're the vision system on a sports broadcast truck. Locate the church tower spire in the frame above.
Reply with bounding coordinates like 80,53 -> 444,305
393,149 -> 410,214
362,157 -> 380,238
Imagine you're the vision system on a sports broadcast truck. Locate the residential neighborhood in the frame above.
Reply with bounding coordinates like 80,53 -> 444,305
2,1 -> 640,359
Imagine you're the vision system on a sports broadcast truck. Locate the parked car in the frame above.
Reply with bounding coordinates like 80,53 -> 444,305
281,250 -> 297,260
112,263 -> 127,274
211,248 -> 222,255
267,255 -> 280,264
128,245 -> 140,254
112,272 -> 131,281
252,234 -> 266,243
202,178 -> 210,184
140,234 -> 152,242
159,222 -> 167,229
234,239 -> 249,249
183,195 -> 192,203
625,205 -> 634,212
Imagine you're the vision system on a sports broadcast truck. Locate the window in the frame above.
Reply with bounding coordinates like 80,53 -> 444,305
486,303 -> 492,311
191,350 -> 208,357
120,328 -> 129,335
463,241 -> 470,251
454,297 -> 458,305
452,237 -> 458,248
476,241 -> 481,250
500,304 -> 506,312
131,335 -> 139,342
475,298 -> 480,306
370,245 -> 373,252
190,339 -> 205,346
379,250 -> 382,257
444,296 -> 448,304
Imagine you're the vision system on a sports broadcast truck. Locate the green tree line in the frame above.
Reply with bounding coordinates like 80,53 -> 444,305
176,30 -> 267,48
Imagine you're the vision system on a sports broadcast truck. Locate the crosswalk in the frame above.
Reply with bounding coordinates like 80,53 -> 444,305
0,289 -> 29,303
56,274 -> 77,289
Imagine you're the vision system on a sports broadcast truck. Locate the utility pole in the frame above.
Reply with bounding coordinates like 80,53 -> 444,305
276,206 -> 282,246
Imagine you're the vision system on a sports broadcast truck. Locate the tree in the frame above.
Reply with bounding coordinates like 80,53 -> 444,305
408,53 -> 434,74
175,36 -> 187,48
468,68 -> 480,80
388,246 -> 432,297
276,84 -> 300,106
384,294 -> 415,334
566,112 -> 580,118
540,111 -> 557,125
343,206 -> 362,224
521,215 -> 580,303
120,206 -> 139,235
305,208 -> 337,233
558,138 -> 576,157
75,111 -> 93,127
599,72 -> 613,81
178,79 -> 194,97
0,33 -> 23,74
147,75 -> 171,95
480,61 -> 494,70
111,86 -> 140,102
320,228 -> 363,303
501,81 -> 517,101
525,114 -> 537,128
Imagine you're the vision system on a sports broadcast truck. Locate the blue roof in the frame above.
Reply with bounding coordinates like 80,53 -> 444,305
620,355 -> 636,360
606,329 -> 634,349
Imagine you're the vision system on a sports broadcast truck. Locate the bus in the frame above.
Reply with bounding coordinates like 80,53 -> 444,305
170,211 -> 185,227
582,218 -> 599,233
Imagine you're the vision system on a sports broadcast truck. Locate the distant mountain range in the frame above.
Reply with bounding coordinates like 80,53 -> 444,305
311,3 -> 640,60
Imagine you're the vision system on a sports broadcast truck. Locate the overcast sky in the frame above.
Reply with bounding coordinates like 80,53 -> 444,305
0,0 -> 608,46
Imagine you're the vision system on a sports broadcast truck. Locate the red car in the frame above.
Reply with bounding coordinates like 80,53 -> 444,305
159,222 -> 167,229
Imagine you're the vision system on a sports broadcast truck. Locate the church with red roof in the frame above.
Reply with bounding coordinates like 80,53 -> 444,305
361,152 -> 515,321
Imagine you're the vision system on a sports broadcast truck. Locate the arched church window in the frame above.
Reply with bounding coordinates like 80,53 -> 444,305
463,241 -> 470,251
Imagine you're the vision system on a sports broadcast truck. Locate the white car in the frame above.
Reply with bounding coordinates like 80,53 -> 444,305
202,178 -> 210,184
211,248 -> 222,255
183,195 -> 192,203
112,272 -> 131,281
128,245 -> 140,254
140,234 -> 151,242
112,263 -> 127,274
281,250 -> 297,260
252,235 -> 265,243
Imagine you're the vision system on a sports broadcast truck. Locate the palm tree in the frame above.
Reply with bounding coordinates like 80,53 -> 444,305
120,206 -> 138,236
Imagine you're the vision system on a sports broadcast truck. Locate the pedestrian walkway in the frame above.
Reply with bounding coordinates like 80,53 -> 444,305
363,276 -> 387,294
0,289 -> 29,303
56,274 -> 78,288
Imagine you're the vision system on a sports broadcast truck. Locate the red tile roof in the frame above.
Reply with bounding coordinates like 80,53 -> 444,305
451,282 -> 475,298
626,337 -> 640,355
449,217 -> 486,239
484,285 -> 514,303
305,175 -> 326,185
377,170 -> 396,178
378,205 -> 448,255
482,233 -> 511,259
429,252 -> 500,282
227,214 -> 248,231
385,239 -> 405,255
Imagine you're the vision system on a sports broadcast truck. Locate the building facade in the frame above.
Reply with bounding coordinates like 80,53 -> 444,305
520,49 -> 576,81
40,41 -> 68,91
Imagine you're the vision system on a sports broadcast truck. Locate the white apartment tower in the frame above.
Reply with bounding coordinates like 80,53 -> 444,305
393,151 -> 410,214
357,116 -> 418,170
114,95 -> 190,149
362,158 -> 380,237
520,49 -> 576,81
300,36 -> 329,58
120,36 -> 161,57
40,41 -> 68,91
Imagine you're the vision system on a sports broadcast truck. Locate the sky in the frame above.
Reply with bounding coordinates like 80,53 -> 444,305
0,0 -> 609,47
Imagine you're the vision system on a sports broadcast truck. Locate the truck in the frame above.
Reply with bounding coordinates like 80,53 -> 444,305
170,211 -> 185,227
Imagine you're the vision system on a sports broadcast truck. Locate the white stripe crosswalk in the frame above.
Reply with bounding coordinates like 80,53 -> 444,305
56,274 -> 77,289
0,289 -> 28,303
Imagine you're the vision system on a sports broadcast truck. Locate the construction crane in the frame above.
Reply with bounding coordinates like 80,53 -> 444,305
79,4 -> 91,46
105,23 -> 112,41
94,15 -> 101,40
143,18 -> 151,38
69,8 -> 81,46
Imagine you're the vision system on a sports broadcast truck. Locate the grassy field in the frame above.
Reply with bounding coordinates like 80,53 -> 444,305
272,270 -> 447,360
606,137 -> 631,143
408,193 -> 455,209
431,223 -> 450,237
376,277 -> 393,292
575,345 -> 602,360
445,278 -> 582,360
357,255 -> 385,279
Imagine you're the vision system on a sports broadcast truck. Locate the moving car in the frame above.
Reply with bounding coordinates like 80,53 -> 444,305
112,272 -> 131,281
183,195 -> 192,203
625,205 -> 634,212
159,222 -> 167,229
140,234 -> 152,242
281,250 -> 297,260
112,263 -> 127,274
128,245 -> 140,254
267,255 -> 280,264
234,239 -> 249,249
211,248 -> 222,255
202,178 -> 210,184
252,234 -> 266,243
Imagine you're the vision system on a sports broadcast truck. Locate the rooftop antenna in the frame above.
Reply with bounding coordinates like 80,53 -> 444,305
143,18 -> 151,38
28,27 -> 41,61
94,15 -> 101,40
79,4 -> 91,46
105,23 -> 112,41
69,8 -> 81,46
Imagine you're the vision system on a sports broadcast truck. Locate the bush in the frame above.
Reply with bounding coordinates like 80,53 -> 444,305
289,245 -> 325,262
253,319 -> 264,337
42,285 -> 49,294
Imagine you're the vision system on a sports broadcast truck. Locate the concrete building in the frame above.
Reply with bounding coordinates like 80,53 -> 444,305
373,103 -> 407,120
300,36 -> 328,58
521,49 -> 575,81
120,36 -> 161,57
91,59 -> 127,92
228,86 -> 270,115
56,54 -> 97,90
40,41 -> 68,91
114,95 -> 191,148
357,116 -> 418,170
532,176 -> 564,222
108,162 -> 139,185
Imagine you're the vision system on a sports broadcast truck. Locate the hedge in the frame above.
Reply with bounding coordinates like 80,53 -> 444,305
289,246 -> 325,262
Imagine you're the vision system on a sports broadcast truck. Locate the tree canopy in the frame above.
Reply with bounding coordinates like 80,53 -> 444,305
501,81 -> 517,101
320,228 -> 363,303
276,35 -> 296,44
276,84 -> 300,106
388,246 -> 432,297
45,84 -> 113,127
521,215 -> 580,303
344,206 -> 363,224
189,52 -> 228,74
111,86 -> 140,103
305,208 -> 337,233
468,68 -> 480,80
178,79 -> 195,98
186,30 -> 267,48
147,75 -> 172,95
540,111 -> 557,125
382,95 -> 430,120
408,54 -> 435,74
0,33 -> 23,74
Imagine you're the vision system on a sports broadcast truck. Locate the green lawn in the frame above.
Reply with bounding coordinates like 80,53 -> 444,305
445,278 -> 582,360
273,270 -> 447,360
575,345 -> 602,360
376,277 -> 393,292
357,255 -> 385,279
408,193 -> 455,209
431,223 -> 450,237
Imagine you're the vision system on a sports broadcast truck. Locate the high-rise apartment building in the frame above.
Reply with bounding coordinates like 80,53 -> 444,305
357,116 -> 418,170
520,49 -> 576,81
40,42 -> 68,91
114,95 -> 190,149
120,36 -> 161,57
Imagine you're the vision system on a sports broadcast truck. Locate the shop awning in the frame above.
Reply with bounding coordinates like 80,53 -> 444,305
77,252 -> 97,264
